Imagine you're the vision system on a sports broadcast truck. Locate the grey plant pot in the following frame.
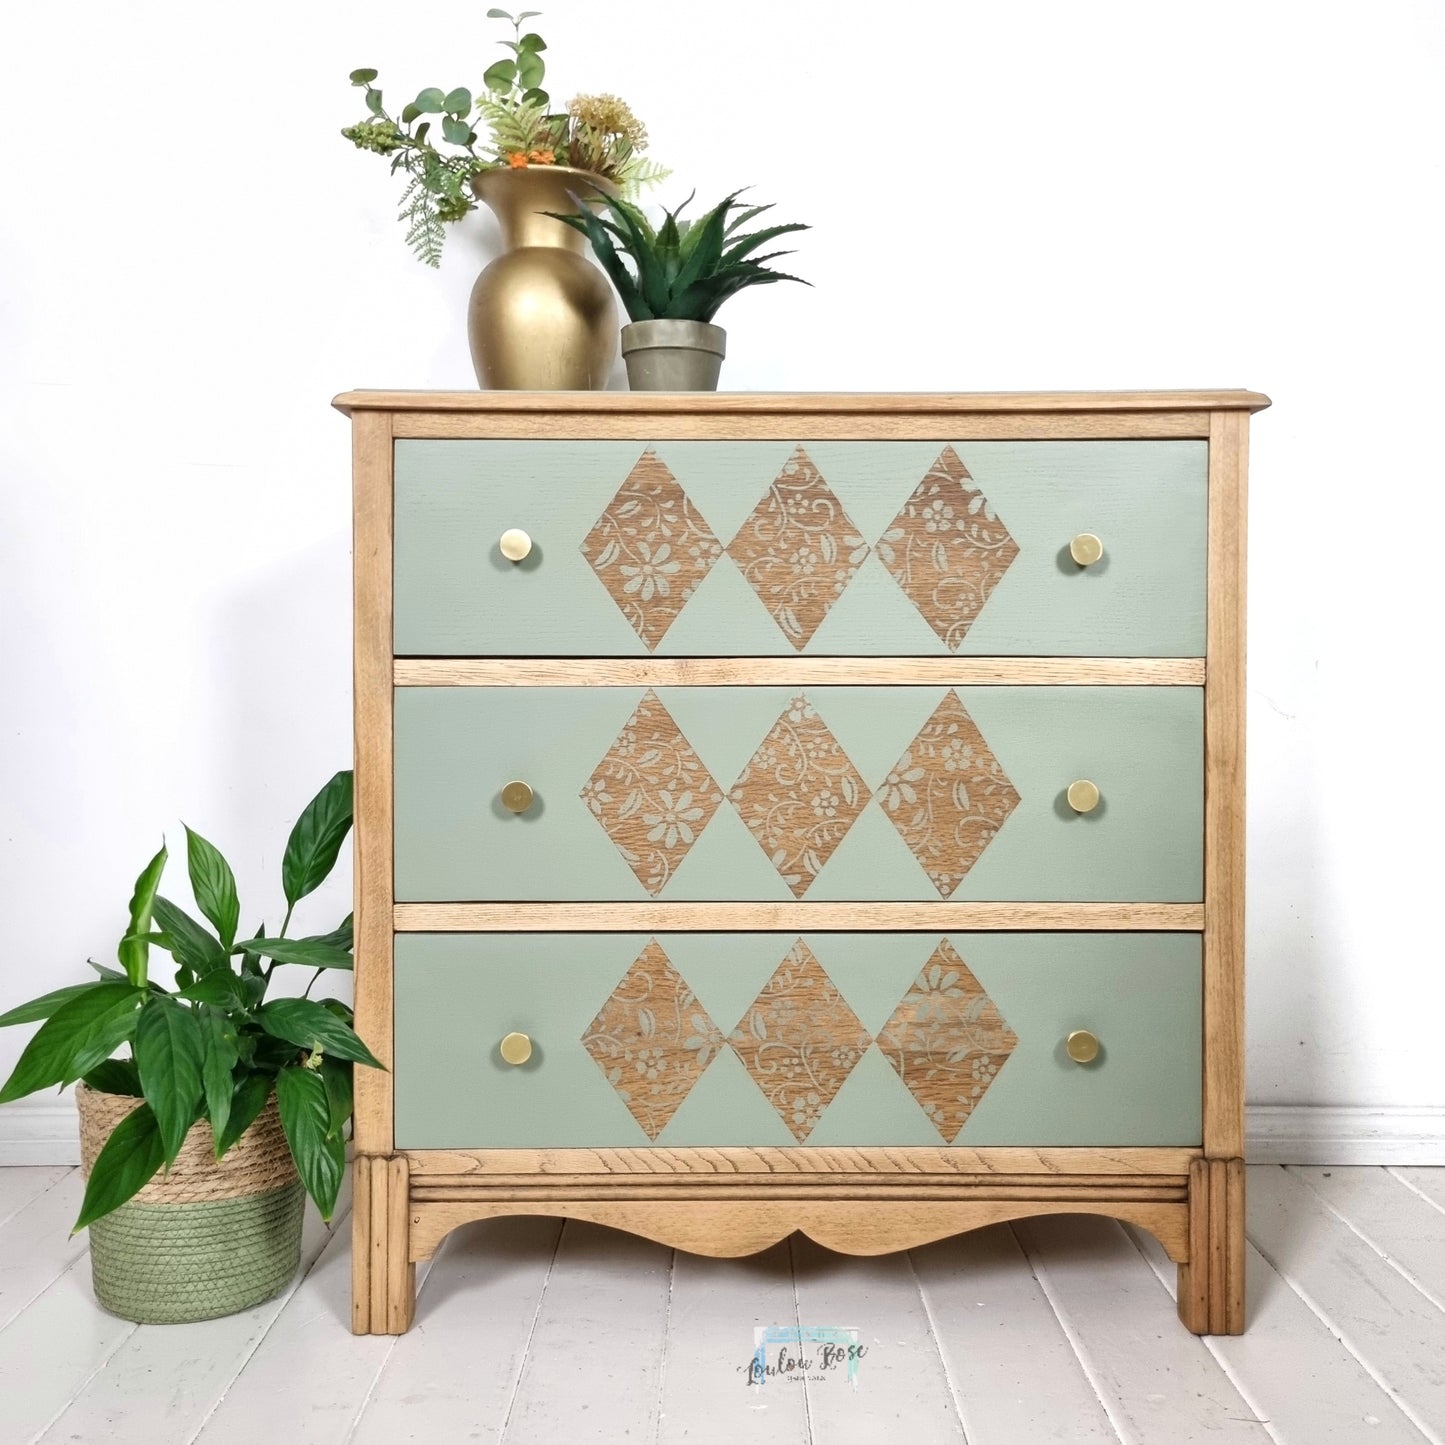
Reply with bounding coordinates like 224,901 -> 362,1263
620,320 -> 727,392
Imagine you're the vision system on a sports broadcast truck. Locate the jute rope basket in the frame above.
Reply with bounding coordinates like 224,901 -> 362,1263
77,1083 -> 304,1324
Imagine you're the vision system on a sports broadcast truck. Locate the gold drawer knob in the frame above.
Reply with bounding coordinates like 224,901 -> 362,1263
499,528 -> 533,562
1069,533 -> 1104,566
1066,779 -> 1101,813
1066,1030 -> 1100,1064
500,780 -> 535,814
499,1032 -> 533,1066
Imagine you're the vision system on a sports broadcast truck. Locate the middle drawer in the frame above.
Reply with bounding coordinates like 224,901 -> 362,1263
394,685 -> 1202,902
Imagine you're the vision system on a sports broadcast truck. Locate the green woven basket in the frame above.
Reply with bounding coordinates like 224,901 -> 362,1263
78,1084 -> 304,1325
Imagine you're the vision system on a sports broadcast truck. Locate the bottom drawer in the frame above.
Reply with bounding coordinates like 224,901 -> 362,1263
393,932 -> 1201,1150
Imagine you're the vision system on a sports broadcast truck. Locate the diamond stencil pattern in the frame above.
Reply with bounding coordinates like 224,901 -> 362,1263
877,690 -> 1020,897
726,940 -> 873,1142
728,694 -> 872,898
580,449 -> 723,651
876,940 -> 1018,1142
579,938 -> 1017,1142
580,690 -> 724,897
581,941 -> 725,1141
724,446 -> 870,650
875,446 -> 1019,650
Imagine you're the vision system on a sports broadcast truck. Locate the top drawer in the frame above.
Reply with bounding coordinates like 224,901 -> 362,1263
393,439 -> 1206,657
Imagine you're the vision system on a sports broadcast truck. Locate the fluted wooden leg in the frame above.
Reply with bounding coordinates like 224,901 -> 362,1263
352,1155 -> 416,1335
1177,1157 -> 1245,1334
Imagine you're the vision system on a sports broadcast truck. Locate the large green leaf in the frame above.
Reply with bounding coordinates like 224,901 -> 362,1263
215,1071 -> 271,1157
276,1065 -> 344,1220
320,1058 -> 353,1140
153,897 -> 227,974
233,936 -> 353,970
66,1003 -> 144,1083
183,826 -> 239,950
281,772 -> 354,908
73,1103 -> 165,1231
0,984 -> 143,1103
311,914 -> 354,952
199,1008 -> 239,1149
0,982 -> 98,1028
134,996 -> 204,1164
177,971 -> 247,1008
82,1058 -> 143,1096
257,998 -> 382,1067
117,843 -> 168,987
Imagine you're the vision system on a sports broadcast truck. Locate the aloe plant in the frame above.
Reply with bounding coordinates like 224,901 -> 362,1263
550,189 -> 810,323
0,772 -> 377,1230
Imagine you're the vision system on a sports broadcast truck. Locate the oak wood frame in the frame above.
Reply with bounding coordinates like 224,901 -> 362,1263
343,390 -> 1264,1336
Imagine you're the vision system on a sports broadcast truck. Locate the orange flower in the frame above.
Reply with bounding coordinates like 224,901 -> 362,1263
528,148 -> 555,164
507,151 -> 529,168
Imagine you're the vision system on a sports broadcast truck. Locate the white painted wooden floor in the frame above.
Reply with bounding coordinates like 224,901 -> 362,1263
1,1165 -> 1443,1443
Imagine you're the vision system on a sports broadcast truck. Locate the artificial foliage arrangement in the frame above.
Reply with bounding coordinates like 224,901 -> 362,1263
0,771 -> 376,1232
551,189 -> 810,324
343,9 -> 666,265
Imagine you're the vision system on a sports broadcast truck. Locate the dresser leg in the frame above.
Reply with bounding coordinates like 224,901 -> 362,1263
1176,1157 -> 1245,1334
352,1154 -> 417,1334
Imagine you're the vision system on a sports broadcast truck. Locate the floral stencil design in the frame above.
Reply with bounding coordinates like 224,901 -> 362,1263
581,690 -> 724,895
876,446 -> 1018,650
879,690 -> 1019,897
580,449 -> 723,651
876,940 -> 1018,1142
725,447 -> 870,649
582,940 -> 725,1140
728,694 -> 872,898
727,940 -> 872,1141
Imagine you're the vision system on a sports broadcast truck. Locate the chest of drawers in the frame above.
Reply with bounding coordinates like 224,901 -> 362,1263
337,389 -> 1267,1336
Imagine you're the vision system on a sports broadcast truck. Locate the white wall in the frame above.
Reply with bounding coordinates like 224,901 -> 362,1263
3,0 -> 1443,1151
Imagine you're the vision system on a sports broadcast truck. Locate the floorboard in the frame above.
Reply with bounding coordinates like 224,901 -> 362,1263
496,1221 -> 673,1444
913,1223 -> 1118,1443
1014,1215 -> 1271,1442
0,1168 -> 87,1334
350,1217 -> 564,1445
1248,1167 -> 1445,1438
0,1166 -> 72,1231
654,1241 -> 810,1444
789,1234 -> 964,1444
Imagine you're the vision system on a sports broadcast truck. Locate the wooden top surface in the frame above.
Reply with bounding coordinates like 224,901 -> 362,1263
333,389 -> 1271,416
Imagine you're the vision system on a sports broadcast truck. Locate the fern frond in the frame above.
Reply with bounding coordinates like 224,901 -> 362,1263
613,156 -> 671,200
397,170 -> 445,267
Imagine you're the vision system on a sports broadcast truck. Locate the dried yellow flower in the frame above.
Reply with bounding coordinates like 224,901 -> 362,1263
567,93 -> 648,149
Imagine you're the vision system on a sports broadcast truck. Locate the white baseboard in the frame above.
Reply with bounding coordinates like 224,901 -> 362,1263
2,1098 -> 1442,1168
1245,1105 -> 1445,1165
0,1097 -> 80,1165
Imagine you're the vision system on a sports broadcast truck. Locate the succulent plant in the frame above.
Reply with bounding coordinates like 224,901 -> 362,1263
550,190 -> 810,323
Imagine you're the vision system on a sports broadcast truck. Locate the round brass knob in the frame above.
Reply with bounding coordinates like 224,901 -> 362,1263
499,528 -> 533,563
499,1032 -> 533,1066
1066,779 -> 1101,814
500,780 -> 534,814
1066,1030 -> 1100,1064
1069,533 -> 1104,566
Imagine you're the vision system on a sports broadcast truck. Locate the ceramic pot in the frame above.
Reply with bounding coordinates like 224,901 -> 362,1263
467,166 -> 617,390
620,319 -> 727,391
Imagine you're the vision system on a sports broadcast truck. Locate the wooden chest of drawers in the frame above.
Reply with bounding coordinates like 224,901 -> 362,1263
337,389 -> 1267,1336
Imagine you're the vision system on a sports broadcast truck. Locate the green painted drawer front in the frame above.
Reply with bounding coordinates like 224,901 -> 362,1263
393,686 -> 1202,902
393,932 -> 1202,1148
393,440 -> 1206,656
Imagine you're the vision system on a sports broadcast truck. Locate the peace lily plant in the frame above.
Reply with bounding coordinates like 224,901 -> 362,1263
0,771 -> 376,1230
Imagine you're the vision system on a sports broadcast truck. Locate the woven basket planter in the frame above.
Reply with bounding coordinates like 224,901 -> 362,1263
77,1083 -> 304,1324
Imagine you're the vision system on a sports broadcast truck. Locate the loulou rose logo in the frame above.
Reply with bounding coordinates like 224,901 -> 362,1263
739,1326 -> 866,1387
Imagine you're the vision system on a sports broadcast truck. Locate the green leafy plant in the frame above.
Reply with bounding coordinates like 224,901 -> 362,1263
0,772 -> 376,1230
343,9 -> 665,265
548,190 -> 810,323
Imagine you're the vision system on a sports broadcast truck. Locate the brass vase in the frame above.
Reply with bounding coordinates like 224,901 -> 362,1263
467,166 -> 618,390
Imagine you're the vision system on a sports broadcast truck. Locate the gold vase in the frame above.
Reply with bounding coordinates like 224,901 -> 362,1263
467,166 -> 618,390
